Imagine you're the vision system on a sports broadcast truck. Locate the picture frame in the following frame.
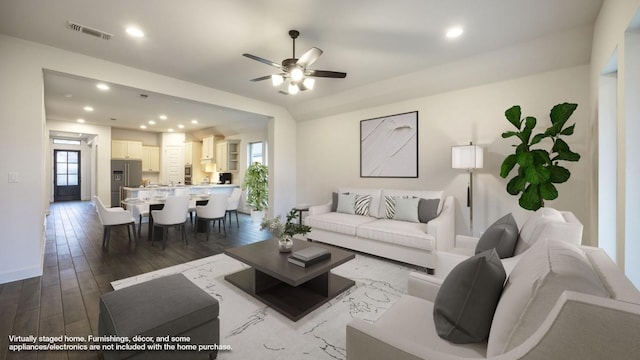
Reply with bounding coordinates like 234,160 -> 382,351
360,111 -> 418,178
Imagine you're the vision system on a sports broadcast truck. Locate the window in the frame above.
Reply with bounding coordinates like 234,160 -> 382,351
248,141 -> 265,166
53,138 -> 81,145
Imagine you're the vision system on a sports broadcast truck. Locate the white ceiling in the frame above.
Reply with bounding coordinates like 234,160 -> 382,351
0,0 -> 603,135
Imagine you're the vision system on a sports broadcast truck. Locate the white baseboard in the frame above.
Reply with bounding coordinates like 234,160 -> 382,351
0,265 -> 43,284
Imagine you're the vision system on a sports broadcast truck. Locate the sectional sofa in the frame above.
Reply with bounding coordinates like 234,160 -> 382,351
304,188 -> 455,270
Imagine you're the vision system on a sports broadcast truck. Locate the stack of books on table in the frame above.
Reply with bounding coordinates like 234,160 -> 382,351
288,246 -> 331,268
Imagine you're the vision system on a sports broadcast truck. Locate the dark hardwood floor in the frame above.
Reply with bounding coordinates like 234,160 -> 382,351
0,201 -> 269,360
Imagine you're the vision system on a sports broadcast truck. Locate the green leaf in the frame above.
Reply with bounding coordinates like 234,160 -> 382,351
500,154 -> 518,178
550,103 -> 578,130
548,165 -> 571,183
560,124 -> 575,136
507,175 -> 527,195
524,164 -> 550,185
521,117 -> 536,143
531,133 -> 547,145
540,182 -> 559,200
544,125 -> 558,137
531,149 -> 551,165
501,131 -> 520,139
517,151 -> 534,167
520,184 -> 542,211
552,138 -> 570,153
553,150 -> 581,162
505,106 -> 522,129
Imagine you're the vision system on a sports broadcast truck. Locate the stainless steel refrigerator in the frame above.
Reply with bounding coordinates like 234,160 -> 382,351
111,159 -> 142,206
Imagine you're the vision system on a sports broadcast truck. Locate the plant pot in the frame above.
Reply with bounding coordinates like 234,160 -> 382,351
251,210 -> 265,223
278,236 -> 293,253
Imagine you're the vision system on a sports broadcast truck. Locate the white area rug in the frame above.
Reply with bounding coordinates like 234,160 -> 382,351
111,253 -> 414,360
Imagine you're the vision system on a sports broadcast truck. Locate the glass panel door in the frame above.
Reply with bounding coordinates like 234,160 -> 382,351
54,150 -> 81,201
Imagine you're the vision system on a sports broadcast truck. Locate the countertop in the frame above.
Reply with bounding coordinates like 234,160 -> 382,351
123,184 -> 239,191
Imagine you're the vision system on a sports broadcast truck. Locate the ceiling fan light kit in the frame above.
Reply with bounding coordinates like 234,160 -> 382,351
243,29 -> 347,95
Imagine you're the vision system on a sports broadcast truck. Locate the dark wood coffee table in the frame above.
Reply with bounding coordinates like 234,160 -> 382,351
224,239 -> 355,321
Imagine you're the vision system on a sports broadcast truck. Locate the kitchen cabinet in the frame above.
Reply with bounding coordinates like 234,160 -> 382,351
112,140 -> 143,159
216,140 -> 240,172
201,136 -> 215,160
142,146 -> 160,172
184,141 -> 202,165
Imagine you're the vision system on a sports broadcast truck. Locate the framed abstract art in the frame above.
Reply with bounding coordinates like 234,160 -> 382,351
360,111 -> 418,178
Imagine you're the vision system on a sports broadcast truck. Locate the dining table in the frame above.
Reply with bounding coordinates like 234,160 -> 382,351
121,193 -> 211,242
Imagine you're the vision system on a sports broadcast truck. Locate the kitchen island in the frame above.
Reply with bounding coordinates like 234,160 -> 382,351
122,184 -> 239,200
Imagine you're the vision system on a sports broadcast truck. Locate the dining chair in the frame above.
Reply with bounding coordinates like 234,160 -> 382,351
93,195 -> 136,252
174,187 -> 196,225
226,187 -> 242,228
131,190 -> 152,236
195,193 -> 228,241
151,195 -> 190,250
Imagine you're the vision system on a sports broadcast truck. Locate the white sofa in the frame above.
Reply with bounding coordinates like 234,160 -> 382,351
346,238 -> 640,359
304,188 -> 455,270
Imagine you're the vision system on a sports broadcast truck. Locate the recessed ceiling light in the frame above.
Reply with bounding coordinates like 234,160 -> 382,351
168,128 -> 174,132
178,124 -> 184,129
159,114 -> 167,120
83,106 -> 94,112
191,119 -> 198,124
140,125 -> 147,129
77,118 -> 85,123
148,120 -> 156,125
446,26 -> 464,39
64,93 -> 73,98
96,83 -> 110,91
126,26 -> 145,38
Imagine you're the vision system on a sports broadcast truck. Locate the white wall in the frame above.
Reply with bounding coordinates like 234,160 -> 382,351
591,0 -> 640,286
0,34 -> 296,284
297,66 -> 591,240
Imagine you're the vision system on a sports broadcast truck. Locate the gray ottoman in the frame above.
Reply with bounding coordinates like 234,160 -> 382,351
99,273 -> 220,360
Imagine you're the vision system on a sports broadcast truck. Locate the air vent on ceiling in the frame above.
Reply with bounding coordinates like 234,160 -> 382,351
66,21 -> 113,40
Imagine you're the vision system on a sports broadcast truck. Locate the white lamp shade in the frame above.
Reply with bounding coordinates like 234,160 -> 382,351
271,74 -> 284,86
452,145 -> 483,169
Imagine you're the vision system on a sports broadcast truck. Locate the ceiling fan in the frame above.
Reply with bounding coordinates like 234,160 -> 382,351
243,30 -> 347,95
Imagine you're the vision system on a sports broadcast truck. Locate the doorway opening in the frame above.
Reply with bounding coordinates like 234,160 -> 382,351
54,149 -> 81,202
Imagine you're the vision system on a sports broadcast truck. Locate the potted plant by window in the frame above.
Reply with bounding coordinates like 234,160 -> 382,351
242,162 -> 268,222
500,102 -> 580,211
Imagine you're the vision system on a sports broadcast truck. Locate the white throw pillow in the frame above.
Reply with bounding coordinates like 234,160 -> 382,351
392,197 -> 420,223
336,193 -> 357,215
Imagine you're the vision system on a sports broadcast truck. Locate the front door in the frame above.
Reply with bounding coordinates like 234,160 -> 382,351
54,150 -> 81,202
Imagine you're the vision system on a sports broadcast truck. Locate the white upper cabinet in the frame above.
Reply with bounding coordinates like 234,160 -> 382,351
112,140 -> 143,159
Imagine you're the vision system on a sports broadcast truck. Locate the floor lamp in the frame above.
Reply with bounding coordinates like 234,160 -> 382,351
451,143 -> 483,234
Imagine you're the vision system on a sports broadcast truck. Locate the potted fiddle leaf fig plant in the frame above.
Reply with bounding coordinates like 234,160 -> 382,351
500,102 -> 580,211
242,162 -> 268,222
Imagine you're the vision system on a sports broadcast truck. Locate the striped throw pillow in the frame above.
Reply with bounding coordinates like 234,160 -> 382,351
355,194 -> 372,216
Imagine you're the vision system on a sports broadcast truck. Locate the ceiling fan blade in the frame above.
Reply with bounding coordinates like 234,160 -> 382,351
243,53 -> 282,69
297,47 -> 323,67
278,90 -> 289,95
307,70 -> 347,79
249,75 -> 273,82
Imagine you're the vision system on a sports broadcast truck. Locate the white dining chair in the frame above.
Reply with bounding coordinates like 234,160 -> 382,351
174,187 -> 196,225
151,195 -> 190,250
131,190 -> 152,237
226,188 -> 242,228
93,195 -> 136,252
195,193 -> 228,241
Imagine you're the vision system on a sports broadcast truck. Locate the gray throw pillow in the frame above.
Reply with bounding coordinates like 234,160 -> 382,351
475,213 -> 519,259
433,249 -> 506,344
418,198 -> 439,223
331,192 -> 339,212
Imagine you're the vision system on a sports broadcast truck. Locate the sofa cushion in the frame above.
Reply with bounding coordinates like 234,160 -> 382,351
418,198 -> 440,224
305,212 -> 377,236
486,239 -> 610,356
337,193 -> 357,214
433,249 -> 506,344
339,188 -> 383,217
514,207 -> 565,255
475,213 -> 519,258
393,197 -> 420,223
356,219 -> 435,251
375,295 -> 487,358
382,189 -> 444,215
354,194 -> 372,216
